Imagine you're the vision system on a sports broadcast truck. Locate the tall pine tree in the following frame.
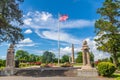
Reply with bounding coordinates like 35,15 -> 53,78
95,0 -> 120,67
0,0 -> 24,44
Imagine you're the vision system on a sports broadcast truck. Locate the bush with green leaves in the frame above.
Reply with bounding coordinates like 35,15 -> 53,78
0,59 -> 5,67
19,63 -> 28,68
97,62 -> 116,76
61,62 -> 73,67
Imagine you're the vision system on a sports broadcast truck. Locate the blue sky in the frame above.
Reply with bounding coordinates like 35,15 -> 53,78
0,0 -> 110,60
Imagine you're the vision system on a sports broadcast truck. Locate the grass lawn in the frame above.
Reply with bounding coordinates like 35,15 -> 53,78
0,67 -> 5,70
111,73 -> 120,80
73,63 -> 82,67
54,63 -> 82,67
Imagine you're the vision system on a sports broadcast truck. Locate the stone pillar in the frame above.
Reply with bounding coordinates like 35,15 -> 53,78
71,44 -> 75,63
87,52 -> 91,66
6,44 -> 15,68
82,50 -> 86,66
5,44 -> 15,76
82,41 -> 91,69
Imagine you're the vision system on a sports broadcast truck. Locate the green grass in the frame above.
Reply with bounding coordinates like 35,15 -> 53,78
73,63 -> 82,66
109,73 -> 120,80
0,67 -> 5,70
54,63 -> 82,67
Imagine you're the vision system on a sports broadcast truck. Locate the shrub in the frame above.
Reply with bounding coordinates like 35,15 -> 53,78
97,62 -> 116,76
94,61 -> 100,66
19,63 -> 28,68
41,63 -> 51,68
29,62 -> 35,65
61,62 -> 73,67
35,62 -> 41,65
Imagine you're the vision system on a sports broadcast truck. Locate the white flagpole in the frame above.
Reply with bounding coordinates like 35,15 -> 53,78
58,13 -> 60,66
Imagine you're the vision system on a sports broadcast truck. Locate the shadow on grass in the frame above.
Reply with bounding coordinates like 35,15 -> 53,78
105,73 -> 120,80
98,73 -> 120,80
110,73 -> 120,78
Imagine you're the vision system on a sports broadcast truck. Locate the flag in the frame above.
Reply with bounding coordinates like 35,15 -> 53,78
59,15 -> 68,21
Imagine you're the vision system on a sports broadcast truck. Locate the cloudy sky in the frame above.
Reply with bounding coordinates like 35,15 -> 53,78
0,0 -> 110,61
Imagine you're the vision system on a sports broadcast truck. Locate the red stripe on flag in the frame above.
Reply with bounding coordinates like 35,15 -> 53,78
59,15 -> 68,21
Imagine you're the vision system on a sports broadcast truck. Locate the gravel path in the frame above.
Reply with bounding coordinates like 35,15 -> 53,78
0,76 -> 114,80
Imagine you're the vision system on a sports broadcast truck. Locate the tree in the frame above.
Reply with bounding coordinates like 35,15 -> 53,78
61,55 -> 69,63
95,0 -> 120,66
42,51 -> 55,63
76,52 -> 82,63
53,58 -> 58,63
110,52 -> 120,63
76,51 -> 94,63
0,59 -> 5,67
29,54 -> 41,62
90,52 -> 94,62
15,50 -> 29,62
0,0 -> 24,44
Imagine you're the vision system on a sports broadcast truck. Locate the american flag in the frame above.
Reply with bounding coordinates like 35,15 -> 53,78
59,15 -> 68,21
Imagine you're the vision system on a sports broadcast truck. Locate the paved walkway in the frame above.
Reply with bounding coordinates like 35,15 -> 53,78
0,76 -> 114,80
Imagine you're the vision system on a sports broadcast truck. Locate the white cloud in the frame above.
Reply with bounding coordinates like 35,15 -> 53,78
40,12 -> 52,21
35,30 -> 81,44
60,20 -> 94,29
24,29 -> 32,34
20,38 -> 33,43
32,50 -> 46,55
23,18 -> 32,25
17,43 -> 35,48
17,38 -> 36,47
60,47 -> 80,55
23,11 -> 94,30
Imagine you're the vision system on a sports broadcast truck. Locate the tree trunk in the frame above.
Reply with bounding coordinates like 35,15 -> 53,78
112,52 -> 119,67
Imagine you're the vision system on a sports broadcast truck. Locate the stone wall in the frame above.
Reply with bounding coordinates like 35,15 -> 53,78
0,67 -> 98,77
14,67 -> 98,77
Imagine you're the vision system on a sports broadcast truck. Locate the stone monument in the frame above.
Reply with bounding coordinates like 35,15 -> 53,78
4,44 -> 15,76
71,44 -> 75,63
81,40 -> 91,69
6,44 -> 15,68
77,41 -> 98,77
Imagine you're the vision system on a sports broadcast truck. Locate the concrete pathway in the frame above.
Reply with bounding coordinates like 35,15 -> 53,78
0,76 -> 114,80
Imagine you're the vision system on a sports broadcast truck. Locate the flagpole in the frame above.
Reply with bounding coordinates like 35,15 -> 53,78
57,14 -> 68,66
58,13 -> 60,66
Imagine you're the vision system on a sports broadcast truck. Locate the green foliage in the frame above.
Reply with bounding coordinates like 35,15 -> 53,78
15,50 -> 42,62
97,62 -> 116,76
29,54 -> 41,62
90,52 -> 94,62
0,0 -> 24,44
19,63 -> 28,68
42,51 -> 55,63
117,52 -> 120,62
15,50 -> 29,62
0,59 -> 5,67
61,55 -> 69,63
61,62 -> 73,67
76,51 -> 94,63
98,58 -> 111,62
76,52 -> 82,63
53,58 -> 58,63
95,0 -> 120,67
